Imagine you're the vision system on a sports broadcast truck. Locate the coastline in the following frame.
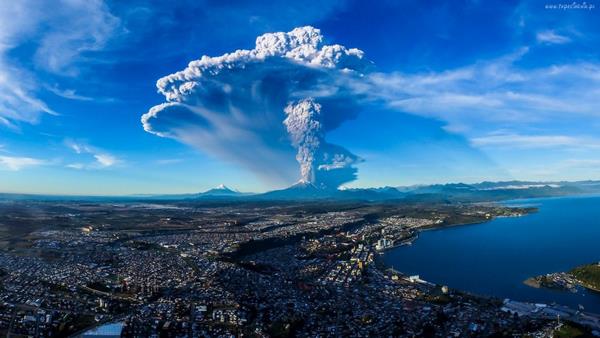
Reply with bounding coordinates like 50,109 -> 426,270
374,200 -> 600,332
372,204 -> 538,293
376,205 -> 537,254
523,273 -> 600,294
578,282 -> 600,294
523,263 -> 600,295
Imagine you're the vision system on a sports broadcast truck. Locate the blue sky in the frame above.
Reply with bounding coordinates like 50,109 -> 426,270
1,0 -> 599,195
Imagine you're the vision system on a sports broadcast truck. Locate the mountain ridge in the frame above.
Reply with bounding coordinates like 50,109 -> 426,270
2,180 -> 600,203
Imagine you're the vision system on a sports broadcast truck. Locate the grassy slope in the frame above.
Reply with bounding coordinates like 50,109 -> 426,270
570,263 -> 600,291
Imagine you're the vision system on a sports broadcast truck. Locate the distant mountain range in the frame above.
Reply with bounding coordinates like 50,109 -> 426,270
3,180 -> 600,203
248,180 -> 600,202
132,184 -> 248,200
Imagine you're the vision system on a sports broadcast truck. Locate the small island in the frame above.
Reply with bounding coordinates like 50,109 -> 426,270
524,262 -> 600,293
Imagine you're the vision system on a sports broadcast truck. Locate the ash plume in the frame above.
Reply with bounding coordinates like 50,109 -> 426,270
283,98 -> 323,184
142,26 -> 369,188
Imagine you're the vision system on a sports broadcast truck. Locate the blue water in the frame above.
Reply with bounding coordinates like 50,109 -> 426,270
80,322 -> 123,337
383,195 -> 600,313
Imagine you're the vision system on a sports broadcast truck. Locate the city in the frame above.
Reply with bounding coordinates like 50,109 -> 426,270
0,199 -> 596,336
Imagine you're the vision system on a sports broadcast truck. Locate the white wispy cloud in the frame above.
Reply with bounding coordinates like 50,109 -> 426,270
93,153 -> 118,167
363,48 -> 600,138
0,0 -> 119,129
536,30 -> 571,44
470,133 -> 579,148
470,132 -> 600,149
0,155 -> 45,171
66,140 -> 120,169
66,163 -> 85,170
0,63 -> 59,127
46,86 -> 93,101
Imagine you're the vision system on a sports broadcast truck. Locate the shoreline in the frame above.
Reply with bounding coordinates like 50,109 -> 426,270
372,205 -> 538,291
373,203 -> 600,331
376,205 -> 537,255
524,266 -> 600,295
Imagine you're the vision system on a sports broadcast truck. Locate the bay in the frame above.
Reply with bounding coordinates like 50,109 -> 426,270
383,195 -> 600,313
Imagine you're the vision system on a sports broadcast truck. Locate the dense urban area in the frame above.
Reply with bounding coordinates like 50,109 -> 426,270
0,199 -> 598,337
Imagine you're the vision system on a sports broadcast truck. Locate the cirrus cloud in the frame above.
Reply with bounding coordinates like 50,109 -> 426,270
364,48 -> 600,138
0,155 -> 45,171
0,0 -> 119,130
66,140 -> 120,169
536,30 -> 571,44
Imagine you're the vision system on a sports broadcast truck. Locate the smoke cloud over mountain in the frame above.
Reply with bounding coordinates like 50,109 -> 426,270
142,26 -> 368,188
284,98 -> 323,184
